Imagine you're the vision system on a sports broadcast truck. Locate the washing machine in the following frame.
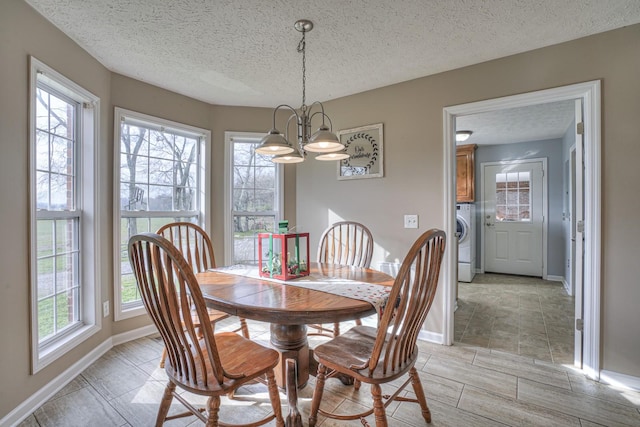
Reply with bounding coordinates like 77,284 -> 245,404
457,203 -> 476,282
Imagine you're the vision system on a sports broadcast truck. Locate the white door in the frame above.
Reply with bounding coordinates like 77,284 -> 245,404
484,160 -> 544,277
573,99 -> 585,368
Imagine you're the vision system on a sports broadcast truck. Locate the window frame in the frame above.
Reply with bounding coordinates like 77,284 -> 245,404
224,131 -> 284,265
113,107 -> 211,320
29,56 -> 101,373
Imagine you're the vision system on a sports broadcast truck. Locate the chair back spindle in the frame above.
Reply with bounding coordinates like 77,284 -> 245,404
317,221 -> 373,268
157,222 -> 216,273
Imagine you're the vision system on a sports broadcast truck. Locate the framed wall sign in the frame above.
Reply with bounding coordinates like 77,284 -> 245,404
337,123 -> 384,180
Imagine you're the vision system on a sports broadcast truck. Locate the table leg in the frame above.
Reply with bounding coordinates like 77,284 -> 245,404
270,324 -> 309,388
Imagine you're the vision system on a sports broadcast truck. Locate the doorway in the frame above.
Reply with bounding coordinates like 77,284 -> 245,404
442,81 -> 601,380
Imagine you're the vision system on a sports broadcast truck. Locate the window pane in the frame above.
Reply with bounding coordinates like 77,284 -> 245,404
175,187 -> 195,211
254,166 -> 275,189
37,220 -> 54,257
55,219 -> 76,253
253,189 -> 275,211
36,130 -> 50,171
55,253 -> 74,293
48,92 -> 74,139
50,173 -> 74,210
495,170 -> 532,222
56,289 -> 77,331
50,136 -> 73,175
37,259 -> 55,299
233,216 -> 275,264
38,296 -> 55,341
148,185 -> 173,210
36,171 -> 50,209
149,159 -> 175,186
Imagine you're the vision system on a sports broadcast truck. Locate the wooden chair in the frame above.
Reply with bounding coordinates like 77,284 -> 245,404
156,222 -> 249,367
309,229 -> 446,427
128,232 -> 284,427
310,221 -> 374,338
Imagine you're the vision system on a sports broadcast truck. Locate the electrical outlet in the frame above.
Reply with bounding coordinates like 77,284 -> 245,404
404,214 -> 418,229
103,301 -> 110,318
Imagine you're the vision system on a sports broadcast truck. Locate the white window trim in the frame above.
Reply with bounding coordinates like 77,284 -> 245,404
29,56 -> 102,373
113,107 -> 211,320
224,131 -> 284,266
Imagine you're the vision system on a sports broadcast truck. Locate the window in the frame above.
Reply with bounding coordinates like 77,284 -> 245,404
29,57 -> 101,372
224,132 -> 283,265
495,171 -> 531,222
114,108 -> 210,319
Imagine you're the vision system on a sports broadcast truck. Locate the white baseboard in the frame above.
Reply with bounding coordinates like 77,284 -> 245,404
546,275 -> 564,282
600,370 -> 640,392
112,324 -> 157,346
418,329 -> 444,344
2,325 -> 157,427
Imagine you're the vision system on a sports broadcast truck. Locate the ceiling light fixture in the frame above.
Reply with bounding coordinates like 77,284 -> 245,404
456,130 -> 473,142
256,19 -> 348,163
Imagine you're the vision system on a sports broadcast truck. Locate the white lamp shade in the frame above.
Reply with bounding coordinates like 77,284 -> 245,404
256,130 -> 294,155
456,130 -> 473,142
272,150 -> 305,163
316,151 -> 350,161
304,126 -> 344,153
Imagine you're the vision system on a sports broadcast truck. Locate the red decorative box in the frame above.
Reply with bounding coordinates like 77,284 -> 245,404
258,232 -> 310,281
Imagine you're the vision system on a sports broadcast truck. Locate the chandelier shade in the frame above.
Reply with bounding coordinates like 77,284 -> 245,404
256,19 -> 348,164
255,129 -> 294,155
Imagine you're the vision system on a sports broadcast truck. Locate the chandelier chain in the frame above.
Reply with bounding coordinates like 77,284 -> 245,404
297,30 -> 306,109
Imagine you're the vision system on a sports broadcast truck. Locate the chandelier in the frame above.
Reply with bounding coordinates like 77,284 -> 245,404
256,19 -> 349,163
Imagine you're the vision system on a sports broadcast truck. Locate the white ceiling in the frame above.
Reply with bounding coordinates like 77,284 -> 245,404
24,0 -> 640,144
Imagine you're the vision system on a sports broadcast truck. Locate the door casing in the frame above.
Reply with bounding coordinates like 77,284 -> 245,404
442,80 -> 601,380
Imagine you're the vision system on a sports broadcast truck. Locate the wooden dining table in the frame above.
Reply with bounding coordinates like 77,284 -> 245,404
196,262 -> 394,388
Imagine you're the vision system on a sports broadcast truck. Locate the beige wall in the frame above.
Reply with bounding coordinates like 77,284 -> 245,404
296,25 -> 640,377
1,0 -> 639,420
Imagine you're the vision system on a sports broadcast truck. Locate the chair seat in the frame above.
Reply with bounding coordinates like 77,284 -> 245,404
313,325 -> 418,383
166,332 -> 280,395
191,307 -> 231,327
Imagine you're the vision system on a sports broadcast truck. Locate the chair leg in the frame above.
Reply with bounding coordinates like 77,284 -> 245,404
309,364 -> 327,427
240,317 -> 250,338
333,322 -> 340,337
409,367 -> 431,423
371,383 -> 388,427
205,395 -> 221,427
266,369 -> 285,427
355,318 -> 362,326
155,381 -> 175,427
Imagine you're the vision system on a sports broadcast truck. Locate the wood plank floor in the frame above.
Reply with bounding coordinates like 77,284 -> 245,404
19,298 -> 640,426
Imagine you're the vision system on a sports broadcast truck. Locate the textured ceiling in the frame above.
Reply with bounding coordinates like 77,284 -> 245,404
25,0 -> 640,109
456,100 -> 576,146
24,0 -> 639,145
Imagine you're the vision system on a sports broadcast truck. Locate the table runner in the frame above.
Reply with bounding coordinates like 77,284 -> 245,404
210,265 -> 391,317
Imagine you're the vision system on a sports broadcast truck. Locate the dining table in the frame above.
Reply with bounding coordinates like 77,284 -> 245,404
196,262 -> 394,388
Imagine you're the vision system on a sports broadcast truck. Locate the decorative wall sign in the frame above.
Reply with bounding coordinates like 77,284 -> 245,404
337,123 -> 384,180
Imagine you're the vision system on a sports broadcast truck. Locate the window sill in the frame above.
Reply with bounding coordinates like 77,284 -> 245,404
33,323 -> 101,374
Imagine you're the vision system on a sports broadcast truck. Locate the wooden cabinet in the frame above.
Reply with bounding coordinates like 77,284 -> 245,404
456,144 -> 477,202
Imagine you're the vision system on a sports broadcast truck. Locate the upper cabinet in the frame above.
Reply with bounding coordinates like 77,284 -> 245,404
456,144 -> 477,202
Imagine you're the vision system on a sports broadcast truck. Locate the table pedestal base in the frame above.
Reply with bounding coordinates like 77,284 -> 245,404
270,324 -> 309,388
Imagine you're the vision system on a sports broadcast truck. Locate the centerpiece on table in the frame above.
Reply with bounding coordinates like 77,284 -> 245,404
258,221 -> 309,281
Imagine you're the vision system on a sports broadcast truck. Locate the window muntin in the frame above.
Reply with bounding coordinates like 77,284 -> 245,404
495,171 -> 531,222
229,136 -> 281,265
115,109 -> 209,316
